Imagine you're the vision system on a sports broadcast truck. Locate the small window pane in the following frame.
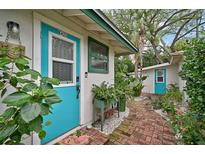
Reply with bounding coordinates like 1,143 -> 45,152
52,36 -> 73,60
88,37 -> 109,73
157,70 -> 163,77
53,61 -> 73,83
157,77 -> 164,82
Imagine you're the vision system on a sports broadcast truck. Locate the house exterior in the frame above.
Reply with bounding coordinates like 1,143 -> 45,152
0,9 -> 138,144
132,53 -> 185,95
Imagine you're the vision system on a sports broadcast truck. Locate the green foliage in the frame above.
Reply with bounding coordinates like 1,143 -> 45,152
171,113 -> 205,144
104,9 -> 205,63
151,84 -> 182,115
142,50 -> 158,67
92,82 -> 115,106
179,38 -> 205,115
76,130 -> 81,137
152,97 -> 164,110
129,76 -> 146,97
170,37 -> 205,144
166,84 -> 183,103
0,46 -> 61,144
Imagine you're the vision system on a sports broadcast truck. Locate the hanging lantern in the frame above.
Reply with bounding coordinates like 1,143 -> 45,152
0,21 -> 25,59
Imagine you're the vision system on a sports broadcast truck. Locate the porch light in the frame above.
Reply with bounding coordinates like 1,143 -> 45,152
6,21 -> 21,45
7,21 -> 20,34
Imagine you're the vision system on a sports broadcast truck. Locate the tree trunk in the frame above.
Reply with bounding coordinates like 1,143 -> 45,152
150,39 -> 164,64
134,54 -> 139,79
134,21 -> 145,80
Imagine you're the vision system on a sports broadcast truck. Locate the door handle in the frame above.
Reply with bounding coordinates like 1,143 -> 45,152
76,85 -> 80,99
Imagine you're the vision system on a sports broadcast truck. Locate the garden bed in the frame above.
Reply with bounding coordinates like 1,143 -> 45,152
93,107 -> 129,135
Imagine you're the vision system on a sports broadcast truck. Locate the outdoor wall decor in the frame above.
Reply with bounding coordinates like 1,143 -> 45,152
0,21 -> 25,59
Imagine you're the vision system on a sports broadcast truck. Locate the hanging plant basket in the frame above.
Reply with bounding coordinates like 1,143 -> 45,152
0,41 -> 25,59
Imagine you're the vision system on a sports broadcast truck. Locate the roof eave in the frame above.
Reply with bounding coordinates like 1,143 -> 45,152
80,9 -> 138,54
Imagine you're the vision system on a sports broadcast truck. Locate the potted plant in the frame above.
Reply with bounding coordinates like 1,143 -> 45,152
92,81 -> 115,108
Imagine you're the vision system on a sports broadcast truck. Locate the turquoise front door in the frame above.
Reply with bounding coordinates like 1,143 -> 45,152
41,23 -> 80,144
155,69 -> 166,94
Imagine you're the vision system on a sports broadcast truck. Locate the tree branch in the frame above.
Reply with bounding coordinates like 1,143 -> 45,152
170,17 -> 194,51
155,10 -> 199,34
175,20 -> 205,42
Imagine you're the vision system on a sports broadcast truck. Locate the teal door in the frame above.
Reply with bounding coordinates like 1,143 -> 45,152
155,69 -> 166,94
41,23 -> 80,144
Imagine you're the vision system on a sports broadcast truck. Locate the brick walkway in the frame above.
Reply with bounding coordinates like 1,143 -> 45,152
59,98 -> 176,145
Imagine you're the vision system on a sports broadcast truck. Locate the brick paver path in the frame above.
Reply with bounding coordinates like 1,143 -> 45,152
59,98 -> 176,145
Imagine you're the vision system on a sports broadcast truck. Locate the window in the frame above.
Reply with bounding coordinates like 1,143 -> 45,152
156,69 -> 164,83
49,33 -> 76,85
88,37 -> 109,73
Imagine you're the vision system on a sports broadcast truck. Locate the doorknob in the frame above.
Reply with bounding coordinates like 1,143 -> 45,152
76,85 -> 80,99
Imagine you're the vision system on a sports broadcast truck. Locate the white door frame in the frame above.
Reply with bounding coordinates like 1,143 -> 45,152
32,11 -> 85,145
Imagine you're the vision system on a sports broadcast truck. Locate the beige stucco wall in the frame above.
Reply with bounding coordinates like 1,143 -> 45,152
0,10 -> 115,144
141,64 -> 180,94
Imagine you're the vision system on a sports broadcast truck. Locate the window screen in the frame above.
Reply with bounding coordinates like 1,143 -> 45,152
53,61 -> 73,83
52,36 -> 73,60
51,35 -> 74,84
88,37 -> 109,73
156,69 -> 164,83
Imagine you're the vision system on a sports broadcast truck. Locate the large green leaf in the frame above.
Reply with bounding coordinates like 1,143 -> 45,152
43,89 -> 57,97
40,104 -> 50,115
0,124 -> 17,142
45,95 -> 61,104
17,78 -> 34,84
16,71 -> 29,77
14,58 -> 29,65
20,103 -> 41,123
10,76 -> 18,87
22,83 -> 38,92
42,77 -> 60,85
2,92 -> 31,106
25,69 -> 40,80
29,116 -> 42,133
1,107 -> 17,121
0,57 -> 11,67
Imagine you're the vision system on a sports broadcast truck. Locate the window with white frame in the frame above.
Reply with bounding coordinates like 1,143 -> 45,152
156,69 -> 164,83
50,34 -> 75,85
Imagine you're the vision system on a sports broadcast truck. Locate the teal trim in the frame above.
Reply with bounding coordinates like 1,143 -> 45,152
88,37 -> 109,74
154,69 -> 166,94
81,9 -> 138,54
41,22 -> 80,144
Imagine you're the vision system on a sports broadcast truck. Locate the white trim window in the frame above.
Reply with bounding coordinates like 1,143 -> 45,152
48,32 -> 76,87
156,69 -> 164,83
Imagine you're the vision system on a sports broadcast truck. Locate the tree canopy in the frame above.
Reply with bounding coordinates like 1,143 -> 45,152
104,9 -> 205,66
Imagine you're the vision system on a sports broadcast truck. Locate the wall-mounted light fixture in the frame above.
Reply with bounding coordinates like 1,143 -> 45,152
0,21 -> 25,59
6,21 -> 21,45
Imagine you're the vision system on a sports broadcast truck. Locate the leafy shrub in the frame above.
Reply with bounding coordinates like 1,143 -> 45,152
161,99 -> 176,115
171,113 -> 205,144
130,76 -> 146,97
173,37 -> 205,144
151,84 -> 182,113
0,46 -> 61,144
179,38 -> 205,115
166,84 -> 183,104
152,97 -> 164,110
